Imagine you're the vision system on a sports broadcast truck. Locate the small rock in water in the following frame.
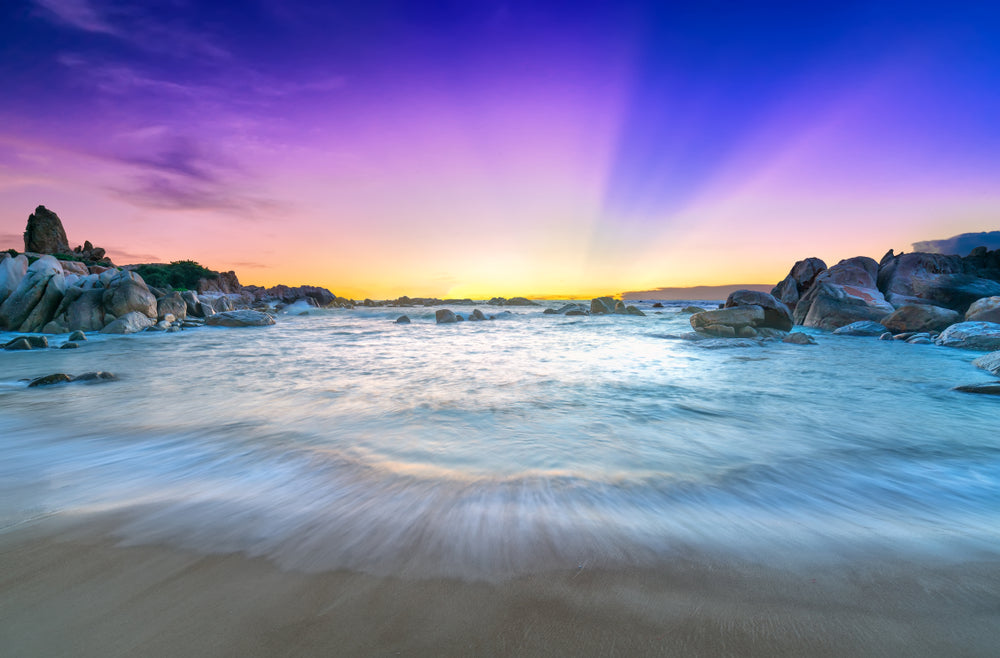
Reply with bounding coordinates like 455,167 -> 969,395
879,332 -> 893,340
470,309 -> 486,321
395,315 -> 411,324
435,309 -> 457,324
953,382 -> 1000,395
73,371 -> 117,383
181,321 -> 202,328
60,342 -> 79,349
972,351 -> 1000,376
565,309 -> 587,316
681,305 -> 706,314
166,325 -> 181,332
68,330 -> 87,342
832,321 -> 889,337
28,373 -> 73,387
782,332 -> 816,345
4,338 -> 32,351
652,302 -> 664,308
205,310 -> 276,327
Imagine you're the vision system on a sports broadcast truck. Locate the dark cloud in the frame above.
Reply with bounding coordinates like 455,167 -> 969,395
118,136 -> 220,183
107,174 -> 283,217
912,231 -> 1000,256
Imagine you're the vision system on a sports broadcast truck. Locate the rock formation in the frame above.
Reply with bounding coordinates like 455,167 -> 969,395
23,206 -> 70,255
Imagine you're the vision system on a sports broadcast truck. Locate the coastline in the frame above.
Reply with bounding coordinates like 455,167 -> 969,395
3,514 -> 998,657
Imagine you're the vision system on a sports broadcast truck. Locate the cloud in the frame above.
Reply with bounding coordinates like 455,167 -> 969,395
102,246 -> 162,264
33,0 -> 116,34
912,231 -> 1000,256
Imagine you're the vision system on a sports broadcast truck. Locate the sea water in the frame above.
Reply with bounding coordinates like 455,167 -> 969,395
1,302 -> 998,579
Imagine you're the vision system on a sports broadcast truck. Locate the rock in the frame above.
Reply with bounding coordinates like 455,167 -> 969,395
879,332 -> 893,340
4,337 -> 32,350
181,290 -> 202,316
794,259 -> 894,330
565,309 -> 587,316
21,335 -> 49,348
196,270 -> 242,295
166,325 -> 181,332
470,309 -> 486,321
681,305 -> 706,314
935,322 -> 1000,350
877,252 -> 1000,313
197,302 -> 216,317
435,309 -> 457,324
965,296 -> 1000,324
0,254 -> 29,303
505,297 -> 538,306
156,292 -> 188,321
782,332 -> 816,345
47,284 -> 106,333
690,305 -> 765,337
881,304 -> 961,333
771,257 -> 827,309
395,315 -> 411,324
60,342 -> 79,349
623,305 -> 646,317
832,321 -> 890,336
0,256 -> 67,332
102,271 -> 157,321
725,290 -> 792,331
100,311 -> 156,334
590,297 -> 617,314
57,260 -> 89,276
23,206 -> 70,255
692,338 -> 763,349
204,310 -> 276,327
73,371 -> 117,382
906,335 -> 933,344
973,351 -> 1000,376
27,373 -> 72,388
68,330 -> 87,341
181,321 -> 202,328
953,382 -> 1000,395
652,302 -> 664,308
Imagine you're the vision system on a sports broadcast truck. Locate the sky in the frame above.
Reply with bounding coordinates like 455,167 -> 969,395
1,1 -> 999,299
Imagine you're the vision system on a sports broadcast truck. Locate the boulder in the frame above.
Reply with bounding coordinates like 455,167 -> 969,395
725,290 -> 792,331
906,334 -> 933,344
4,337 -> 32,350
102,271 -> 156,320
60,341 -> 79,349
57,260 -> 89,276
565,309 -> 587,316
973,351 -> 1000,376
0,254 -> 29,303
156,292 -> 188,321
11,335 -> 49,348
100,311 -> 155,334
197,302 -> 216,317
881,304 -> 961,333
965,296 -> 1000,324
470,309 -> 486,321
832,321 -> 889,336
23,206 -> 70,255
181,290 -> 201,316
73,371 -> 117,382
435,309 -> 457,324
680,305 -> 706,314
771,257 -> 827,309
46,283 -> 106,333
395,315 -> 411,324
590,297 -> 617,314
27,373 -> 72,388
652,303 -> 664,308
935,322 -> 1000,351
204,310 -> 276,327
690,305 -> 767,338
782,332 -> 816,345
793,258 -> 894,330
0,255 -> 67,332
623,305 -> 646,317
877,252 -> 1000,313
196,270 -> 241,295
505,297 -> 538,306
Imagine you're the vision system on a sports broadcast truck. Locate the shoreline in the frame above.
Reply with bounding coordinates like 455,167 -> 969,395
3,514 -> 998,657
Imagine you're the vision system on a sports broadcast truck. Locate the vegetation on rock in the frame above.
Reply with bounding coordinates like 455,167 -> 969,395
133,261 -> 219,291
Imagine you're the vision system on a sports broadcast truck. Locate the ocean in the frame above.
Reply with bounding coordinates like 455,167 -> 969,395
2,301 -> 998,581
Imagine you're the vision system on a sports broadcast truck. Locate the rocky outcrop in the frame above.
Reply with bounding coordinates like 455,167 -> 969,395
935,322 -> 1000,351
100,311 -> 156,334
690,306 -> 768,338
832,321 -> 889,336
204,310 -> 276,327
44,278 -> 107,333
0,256 -> 67,332
965,297 -> 1000,324
881,304 -> 961,333
23,206 -> 70,255
877,252 -> 1000,312
793,257 -> 893,330
196,270 -> 242,295
590,297 -> 617,314
771,257 -> 826,309
725,290 -> 792,331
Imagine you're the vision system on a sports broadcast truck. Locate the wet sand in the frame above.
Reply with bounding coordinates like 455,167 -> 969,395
2,516 -> 998,657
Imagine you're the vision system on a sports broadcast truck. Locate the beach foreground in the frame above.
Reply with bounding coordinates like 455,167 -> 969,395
3,515 -> 998,657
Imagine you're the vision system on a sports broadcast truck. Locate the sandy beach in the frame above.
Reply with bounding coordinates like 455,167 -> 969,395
2,515 -> 998,657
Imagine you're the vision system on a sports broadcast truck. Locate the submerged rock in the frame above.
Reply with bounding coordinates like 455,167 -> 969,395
68,330 -> 87,342
4,337 -> 32,350
935,322 -> 1000,351
27,373 -> 72,387
395,315 -> 411,324
680,305 -> 707,314
205,310 -> 276,327
832,321 -> 889,336
782,332 -> 816,345
60,341 -> 79,349
953,382 -> 1000,395
73,371 -> 117,382
435,309 -> 457,324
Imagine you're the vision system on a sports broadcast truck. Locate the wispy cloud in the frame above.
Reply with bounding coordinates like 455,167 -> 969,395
33,0 -> 116,34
